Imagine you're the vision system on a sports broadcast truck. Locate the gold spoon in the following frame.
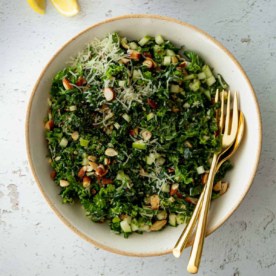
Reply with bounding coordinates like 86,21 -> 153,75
172,111 -> 245,259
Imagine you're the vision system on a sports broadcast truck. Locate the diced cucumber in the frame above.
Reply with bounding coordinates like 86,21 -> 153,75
166,49 -> 175,56
206,76 -> 216,86
176,214 -> 186,225
138,35 -> 151,46
139,223 -> 150,232
163,56 -> 171,66
161,183 -> 170,193
156,157 -> 166,166
132,140 -> 147,150
120,37 -> 129,49
147,113 -> 155,121
153,45 -> 162,52
132,69 -> 141,80
129,42 -> 138,50
170,84 -> 180,93
118,80 -> 126,87
169,213 -> 177,226
196,166 -> 205,174
69,105 -> 77,111
131,219 -> 139,232
155,34 -> 164,45
198,72 -> 206,80
122,113 -> 131,122
189,79 -> 201,91
59,137 -> 68,148
146,153 -> 156,165
114,122 -> 120,129
183,74 -> 197,81
157,210 -> 167,220
80,137 -> 89,147
120,220 -> 132,233
202,65 -> 213,78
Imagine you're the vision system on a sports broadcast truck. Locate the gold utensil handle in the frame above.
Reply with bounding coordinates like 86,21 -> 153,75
172,185 -> 206,258
187,154 -> 218,274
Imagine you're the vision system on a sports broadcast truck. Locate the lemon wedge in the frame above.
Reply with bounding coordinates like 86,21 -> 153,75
27,0 -> 46,14
51,0 -> 80,17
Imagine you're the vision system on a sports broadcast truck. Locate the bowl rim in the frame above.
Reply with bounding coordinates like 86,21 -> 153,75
25,14 -> 262,257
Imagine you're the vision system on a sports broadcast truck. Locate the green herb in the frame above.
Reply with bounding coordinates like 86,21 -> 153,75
45,33 -> 231,237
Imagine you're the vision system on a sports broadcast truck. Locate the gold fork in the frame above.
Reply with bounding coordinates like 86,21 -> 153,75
186,90 -> 239,273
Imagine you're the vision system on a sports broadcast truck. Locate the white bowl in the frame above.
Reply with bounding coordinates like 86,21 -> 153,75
26,15 -> 262,257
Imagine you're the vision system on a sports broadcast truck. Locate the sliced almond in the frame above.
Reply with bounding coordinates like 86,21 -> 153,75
141,130 -> 152,141
103,87 -> 115,101
88,155 -> 97,162
220,182 -> 229,195
71,131 -> 79,141
105,148 -> 118,157
185,141 -> 193,148
171,56 -> 178,64
170,183 -> 179,196
95,164 -> 108,177
120,58 -> 131,64
185,197 -> 198,205
83,176 -> 91,188
150,220 -> 167,231
101,178 -> 113,185
150,195 -> 160,210
127,49 -> 141,61
78,166 -> 87,178
172,106 -> 180,113
88,161 -> 98,171
62,78 -> 72,90
213,180 -> 222,192
45,120 -> 54,130
139,168 -> 148,177
104,158 -> 111,165
60,180 -> 69,187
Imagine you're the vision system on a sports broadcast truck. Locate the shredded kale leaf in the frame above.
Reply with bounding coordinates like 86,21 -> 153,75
45,33 -> 231,237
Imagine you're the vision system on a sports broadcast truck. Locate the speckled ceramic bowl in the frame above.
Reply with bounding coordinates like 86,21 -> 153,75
26,14 -> 262,256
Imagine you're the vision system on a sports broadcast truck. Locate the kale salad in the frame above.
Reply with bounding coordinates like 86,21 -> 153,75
45,33 -> 231,237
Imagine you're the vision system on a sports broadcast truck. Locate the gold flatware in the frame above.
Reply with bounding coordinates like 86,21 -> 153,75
172,110 -> 245,258
187,90 -> 239,273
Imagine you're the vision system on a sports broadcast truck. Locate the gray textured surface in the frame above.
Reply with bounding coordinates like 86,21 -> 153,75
0,1 -> 276,275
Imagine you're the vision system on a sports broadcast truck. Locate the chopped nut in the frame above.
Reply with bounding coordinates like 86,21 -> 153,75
139,168 -> 148,177
76,76 -> 87,86
168,167 -> 175,173
185,197 -> 198,205
150,195 -> 160,210
45,120 -> 54,130
104,158 -> 111,165
101,178 -> 113,185
184,141 -> 193,148
50,171 -> 56,180
127,49 -> 141,61
105,148 -> 118,157
83,176 -> 91,188
88,161 -> 98,171
213,181 -> 222,192
150,220 -> 167,231
71,131 -> 79,141
103,87 -> 115,101
171,56 -> 178,64
141,130 -> 152,141
60,180 -> 69,187
170,183 -> 179,196
78,166 -> 87,178
88,155 -> 97,162
142,58 -> 156,69
220,182 -> 229,195
201,173 -> 209,185
172,106 -> 180,113
95,164 -> 108,177
62,78 -> 72,90
120,58 -> 131,64
129,127 -> 139,137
